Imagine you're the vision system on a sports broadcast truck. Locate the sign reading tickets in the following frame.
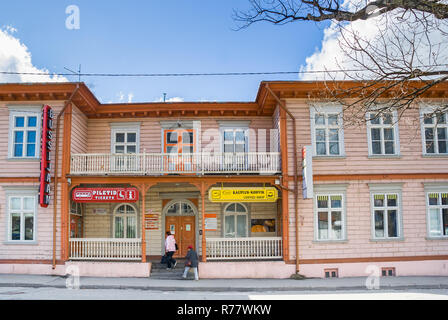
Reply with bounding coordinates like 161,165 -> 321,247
73,188 -> 139,203
209,187 -> 278,203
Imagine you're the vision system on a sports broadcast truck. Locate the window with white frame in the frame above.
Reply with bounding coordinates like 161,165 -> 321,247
367,111 -> 399,155
310,107 -> 344,156
371,193 -> 401,239
421,111 -> 447,155
224,203 -> 248,238
113,204 -> 137,239
315,194 -> 345,240
427,192 -> 448,238
9,110 -> 40,158
7,193 -> 37,241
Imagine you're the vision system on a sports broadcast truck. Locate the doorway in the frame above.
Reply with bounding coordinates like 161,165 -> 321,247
163,199 -> 197,257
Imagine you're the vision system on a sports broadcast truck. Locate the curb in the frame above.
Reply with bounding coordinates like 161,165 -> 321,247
1,282 -> 448,292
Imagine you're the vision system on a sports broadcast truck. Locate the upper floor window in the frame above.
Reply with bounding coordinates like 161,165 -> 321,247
310,106 -> 344,157
367,111 -> 400,156
223,128 -> 247,153
422,111 -> 447,155
9,110 -> 41,159
110,123 -> 140,154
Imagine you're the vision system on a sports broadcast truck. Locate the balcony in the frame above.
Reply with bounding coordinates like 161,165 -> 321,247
70,152 -> 281,175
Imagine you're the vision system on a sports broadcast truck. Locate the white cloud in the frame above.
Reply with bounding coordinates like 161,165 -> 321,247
0,25 -> 67,83
300,2 -> 448,81
154,96 -> 184,103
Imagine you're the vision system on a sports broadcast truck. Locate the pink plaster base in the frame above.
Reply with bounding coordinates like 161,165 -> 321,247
299,260 -> 448,278
0,264 -> 66,276
65,261 -> 151,278
199,261 -> 296,279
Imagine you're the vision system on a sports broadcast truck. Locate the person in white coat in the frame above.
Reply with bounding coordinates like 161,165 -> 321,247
164,231 -> 177,270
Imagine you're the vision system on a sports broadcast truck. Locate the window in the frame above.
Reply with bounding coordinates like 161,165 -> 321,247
224,203 -> 248,238
427,192 -> 448,238
421,111 -> 448,155
371,193 -> 400,239
7,193 -> 37,242
223,129 -> 247,153
113,131 -> 138,154
9,110 -> 40,158
310,106 -> 344,156
324,268 -> 339,278
315,194 -> 345,240
381,267 -> 396,277
164,129 -> 195,154
114,204 -> 137,239
367,112 -> 399,156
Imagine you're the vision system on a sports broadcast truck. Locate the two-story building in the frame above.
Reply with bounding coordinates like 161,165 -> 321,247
0,81 -> 447,278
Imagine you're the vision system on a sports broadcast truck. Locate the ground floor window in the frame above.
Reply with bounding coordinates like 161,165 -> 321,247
372,193 -> 400,239
7,193 -> 36,241
428,192 -> 448,237
114,204 -> 137,238
315,194 -> 344,241
224,203 -> 248,238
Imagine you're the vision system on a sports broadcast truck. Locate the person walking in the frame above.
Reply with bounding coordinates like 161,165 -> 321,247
182,245 -> 199,281
164,231 -> 177,270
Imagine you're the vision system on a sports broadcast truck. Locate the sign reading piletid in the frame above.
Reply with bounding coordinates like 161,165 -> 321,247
73,188 -> 139,203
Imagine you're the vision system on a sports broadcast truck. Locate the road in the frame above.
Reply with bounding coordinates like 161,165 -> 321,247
0,286 -> 447,300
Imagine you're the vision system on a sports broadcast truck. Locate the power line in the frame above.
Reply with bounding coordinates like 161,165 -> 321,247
1,64 -> 447,78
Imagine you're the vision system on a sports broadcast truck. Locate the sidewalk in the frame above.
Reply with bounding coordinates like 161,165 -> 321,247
1,274 -> 448,292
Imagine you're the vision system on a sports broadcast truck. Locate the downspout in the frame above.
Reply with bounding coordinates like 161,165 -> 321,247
265,84 -> 300,273
52,84 -> 79,269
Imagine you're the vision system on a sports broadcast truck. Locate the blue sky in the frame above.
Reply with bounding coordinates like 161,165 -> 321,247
0,1 -> 328,103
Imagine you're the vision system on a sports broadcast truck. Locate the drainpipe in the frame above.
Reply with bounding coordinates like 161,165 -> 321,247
52,84 -> 79,269
265,84 -> 300,274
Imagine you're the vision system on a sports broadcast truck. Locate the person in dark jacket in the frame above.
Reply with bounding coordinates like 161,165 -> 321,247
182,245 -> 199,280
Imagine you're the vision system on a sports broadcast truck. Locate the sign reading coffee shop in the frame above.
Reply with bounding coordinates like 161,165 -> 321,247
209,187 -> 278,203
73,188 -> 139,203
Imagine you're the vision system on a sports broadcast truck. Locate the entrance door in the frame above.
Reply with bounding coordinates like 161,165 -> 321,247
164,200 -> 197,257
165,216 -> 196,257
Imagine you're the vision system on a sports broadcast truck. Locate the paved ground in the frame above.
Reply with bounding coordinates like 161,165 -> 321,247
0,286 -> 447,300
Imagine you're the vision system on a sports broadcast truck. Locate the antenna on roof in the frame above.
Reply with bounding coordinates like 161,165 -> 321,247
163,93 -> 167,103
64,64 -> 82,83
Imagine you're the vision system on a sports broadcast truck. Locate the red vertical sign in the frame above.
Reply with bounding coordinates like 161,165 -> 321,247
39,105 -> 54,207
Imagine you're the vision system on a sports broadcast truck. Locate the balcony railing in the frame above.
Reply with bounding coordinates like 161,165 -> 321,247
206,237 -> 283,260
69,238 -> 142,261
70,152 -> 281,175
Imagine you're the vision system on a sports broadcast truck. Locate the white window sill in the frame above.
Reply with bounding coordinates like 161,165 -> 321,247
370,237 -> 404,242
4,241 -> 38,245
313,155 -> 346,160
422,154 -> 448,158
425,236 -> 448,241
6,157 -> 40,162
367,154 -> 401,159
312,239 -> 348,244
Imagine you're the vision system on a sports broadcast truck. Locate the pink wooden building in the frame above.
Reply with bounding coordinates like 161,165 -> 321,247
0,81 -> 447,278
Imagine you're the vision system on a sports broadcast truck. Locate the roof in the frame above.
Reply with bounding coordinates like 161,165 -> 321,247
1,80 -> 447,118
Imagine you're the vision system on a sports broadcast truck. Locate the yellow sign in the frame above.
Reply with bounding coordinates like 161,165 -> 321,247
209,187 -> 278,203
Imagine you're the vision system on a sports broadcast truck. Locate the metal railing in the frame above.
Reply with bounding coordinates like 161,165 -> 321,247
69,238 -> 142,261
70,152 -> 281,175
206,237 -> 283,260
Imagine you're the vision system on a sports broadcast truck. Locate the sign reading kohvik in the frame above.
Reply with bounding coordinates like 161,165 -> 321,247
209,187 -> 278,202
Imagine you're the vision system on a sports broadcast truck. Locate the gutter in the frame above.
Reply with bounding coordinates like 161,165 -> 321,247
52,84 -> 79,269
265,84 -> 300,274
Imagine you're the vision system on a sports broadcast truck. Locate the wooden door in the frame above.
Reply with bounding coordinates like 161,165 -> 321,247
165,215 -> 195,257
